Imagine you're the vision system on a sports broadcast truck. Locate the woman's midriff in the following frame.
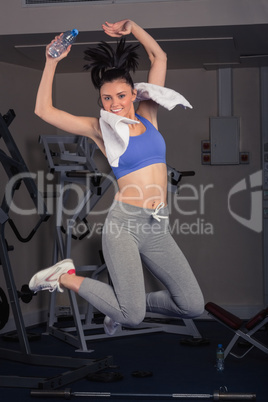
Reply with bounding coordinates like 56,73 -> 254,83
114,163 -> 167,209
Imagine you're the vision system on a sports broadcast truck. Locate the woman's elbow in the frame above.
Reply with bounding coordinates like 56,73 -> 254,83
34,105 -> 48,121
34,108 -> 41,118
34,102 -> 42,118
158,49 -> 167,62
161,51 -> 167,62
162,52 -> 167,69
149,51 -> 167,68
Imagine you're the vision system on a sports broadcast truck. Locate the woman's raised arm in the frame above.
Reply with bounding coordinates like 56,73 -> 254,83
102,20 -> 167,126
35,37 -> 102,143
102,20 -> 167,87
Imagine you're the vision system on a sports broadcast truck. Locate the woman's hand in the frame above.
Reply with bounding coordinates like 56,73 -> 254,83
45,34 -> 72,62
102,20 -> 132,38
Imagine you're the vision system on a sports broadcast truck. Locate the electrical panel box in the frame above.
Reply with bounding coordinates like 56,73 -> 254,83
210,117 -> 240,165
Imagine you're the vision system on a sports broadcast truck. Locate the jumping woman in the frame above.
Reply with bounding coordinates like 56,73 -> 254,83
29,19 -> 204,335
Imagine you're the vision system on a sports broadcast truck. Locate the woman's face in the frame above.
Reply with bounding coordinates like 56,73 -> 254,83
100,79 -> 137,117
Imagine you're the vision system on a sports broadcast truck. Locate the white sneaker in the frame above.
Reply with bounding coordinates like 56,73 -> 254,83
103,316 -> 120,336
29,259 -> 75,293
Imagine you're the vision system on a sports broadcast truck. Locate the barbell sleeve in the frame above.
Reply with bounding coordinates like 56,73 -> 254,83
30,389 -> 72,399
213,390 -> 256,400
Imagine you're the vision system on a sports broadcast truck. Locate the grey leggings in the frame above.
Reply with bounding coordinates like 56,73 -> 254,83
78,201 -> 204,327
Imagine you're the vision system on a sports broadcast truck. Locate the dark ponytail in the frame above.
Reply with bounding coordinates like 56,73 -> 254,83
83,38 -> 139,90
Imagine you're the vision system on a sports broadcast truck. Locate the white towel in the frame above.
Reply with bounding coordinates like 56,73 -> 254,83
99,83 -> 192,167
99,109 -> 139,168
134,82 -> 193,110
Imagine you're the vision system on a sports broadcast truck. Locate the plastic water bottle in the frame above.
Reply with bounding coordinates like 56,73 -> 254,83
48,29 -> 79,58
216,344 -> 224,371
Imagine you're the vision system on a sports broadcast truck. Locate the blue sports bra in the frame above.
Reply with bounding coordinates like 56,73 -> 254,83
111,113 -> 166,180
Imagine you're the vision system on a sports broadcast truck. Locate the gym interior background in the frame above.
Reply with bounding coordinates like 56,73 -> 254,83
0,0 -> 267,339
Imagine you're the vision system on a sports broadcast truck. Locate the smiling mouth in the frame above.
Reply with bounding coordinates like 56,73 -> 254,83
111,109 -> 123,113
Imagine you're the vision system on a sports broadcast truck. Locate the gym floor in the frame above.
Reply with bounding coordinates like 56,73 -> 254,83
0,319 -> 267,401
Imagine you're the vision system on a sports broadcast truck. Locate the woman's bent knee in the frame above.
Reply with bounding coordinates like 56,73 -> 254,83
188,303 -> 204,318
120,310 -> 145,327
176,294 -> 204,319
185,297 -> 204,318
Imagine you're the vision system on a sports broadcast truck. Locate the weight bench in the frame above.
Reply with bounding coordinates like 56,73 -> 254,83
205,302 -> 268,359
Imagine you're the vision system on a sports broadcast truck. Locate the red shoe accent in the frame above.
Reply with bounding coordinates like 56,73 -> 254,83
67,269 -> 76,275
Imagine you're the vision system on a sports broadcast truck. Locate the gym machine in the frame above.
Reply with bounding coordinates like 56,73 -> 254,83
0,110 -> 112,389
205,302 -> 268,359
39,133 -> 204,352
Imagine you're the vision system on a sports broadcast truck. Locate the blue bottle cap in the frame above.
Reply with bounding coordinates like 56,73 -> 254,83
71,29 -> 79,37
